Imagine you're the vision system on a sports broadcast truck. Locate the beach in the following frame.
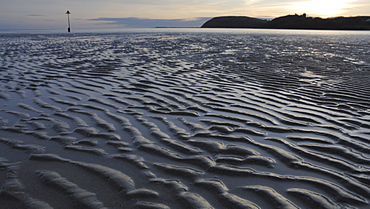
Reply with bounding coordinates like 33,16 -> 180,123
1,28 -> 370,208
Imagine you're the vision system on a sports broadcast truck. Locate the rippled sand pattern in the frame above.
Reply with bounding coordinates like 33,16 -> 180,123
1,31 -> 370,208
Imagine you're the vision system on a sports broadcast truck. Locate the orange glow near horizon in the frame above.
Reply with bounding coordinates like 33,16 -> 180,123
287,0 -> 356,17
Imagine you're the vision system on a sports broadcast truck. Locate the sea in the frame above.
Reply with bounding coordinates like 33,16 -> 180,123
1,28 -> 370,209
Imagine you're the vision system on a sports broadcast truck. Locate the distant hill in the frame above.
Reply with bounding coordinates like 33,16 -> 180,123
201,16 -> 268,28
201,14 -> 370,30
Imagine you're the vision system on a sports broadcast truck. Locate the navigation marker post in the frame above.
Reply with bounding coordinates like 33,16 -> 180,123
66,10 -> 71,32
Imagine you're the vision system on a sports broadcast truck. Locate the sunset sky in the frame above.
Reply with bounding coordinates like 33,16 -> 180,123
1,0 -> 369,30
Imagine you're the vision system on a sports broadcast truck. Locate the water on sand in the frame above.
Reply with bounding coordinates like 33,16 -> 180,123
1,28 -> 370,208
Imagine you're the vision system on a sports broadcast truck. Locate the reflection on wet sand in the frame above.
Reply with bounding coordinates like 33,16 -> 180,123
1,30 -> 370,208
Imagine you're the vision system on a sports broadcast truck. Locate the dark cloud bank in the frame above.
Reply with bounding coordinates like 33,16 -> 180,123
89,17 -> 211,28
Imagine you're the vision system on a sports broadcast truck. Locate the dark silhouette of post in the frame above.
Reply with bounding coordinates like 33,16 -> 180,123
66,10 -> 71,32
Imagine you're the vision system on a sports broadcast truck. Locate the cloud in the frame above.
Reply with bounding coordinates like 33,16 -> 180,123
27,14 -> 46,17
89,17 -> 211,28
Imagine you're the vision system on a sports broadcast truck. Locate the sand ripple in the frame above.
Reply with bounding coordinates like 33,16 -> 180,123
1,31 -> 370,208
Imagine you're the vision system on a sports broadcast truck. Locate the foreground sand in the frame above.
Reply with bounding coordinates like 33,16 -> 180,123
1,30 -> 370,208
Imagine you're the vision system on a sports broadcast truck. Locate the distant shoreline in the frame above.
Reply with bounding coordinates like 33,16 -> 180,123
155,27 -> 200,28
201,14 -> 370,30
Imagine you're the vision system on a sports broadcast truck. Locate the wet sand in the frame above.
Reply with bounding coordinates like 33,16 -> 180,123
1,30 -> 370,208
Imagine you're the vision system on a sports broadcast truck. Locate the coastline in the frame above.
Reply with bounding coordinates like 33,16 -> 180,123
201,14 -> 370,30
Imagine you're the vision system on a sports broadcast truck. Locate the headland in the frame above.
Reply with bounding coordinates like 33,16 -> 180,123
201,14 -> 370,30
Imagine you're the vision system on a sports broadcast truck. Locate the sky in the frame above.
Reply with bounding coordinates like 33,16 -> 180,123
0,0 -> 369,30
